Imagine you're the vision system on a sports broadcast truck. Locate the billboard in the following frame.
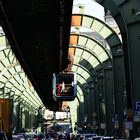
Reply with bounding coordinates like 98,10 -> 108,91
52,72 -> 77,101
0,99 -> 12,133
55,111 -> 67,120
43,110 -> 54,120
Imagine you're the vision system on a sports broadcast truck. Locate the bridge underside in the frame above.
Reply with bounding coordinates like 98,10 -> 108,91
0,0 -> 73,111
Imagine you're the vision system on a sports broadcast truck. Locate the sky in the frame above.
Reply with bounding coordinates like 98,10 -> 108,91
72,0 -> 105,21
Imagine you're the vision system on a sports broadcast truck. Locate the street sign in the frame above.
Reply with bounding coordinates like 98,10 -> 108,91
100,123 -> 105,129
133,100 -> 140,111
133,115 -> 140,122
124,122 -> 133,130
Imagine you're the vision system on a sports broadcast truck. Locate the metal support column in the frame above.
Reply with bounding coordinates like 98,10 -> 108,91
95,0 -> 140,138
97,69 -> 106,135
104,64 -> 114,136
113,53 -> 125,137
94,75 -> 100,127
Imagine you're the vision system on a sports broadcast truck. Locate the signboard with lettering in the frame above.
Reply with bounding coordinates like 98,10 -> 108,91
124,122 -> 133,130
43,110 -> 54,120
55,111 -> 67,120
133,115 -> 140,122
133,100 -> 140,111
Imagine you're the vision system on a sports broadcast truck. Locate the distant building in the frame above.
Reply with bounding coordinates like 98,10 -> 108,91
104,10 -> 122,41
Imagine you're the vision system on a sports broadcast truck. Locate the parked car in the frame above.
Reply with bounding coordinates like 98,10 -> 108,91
102,136 -> 114,140
12,134 -> 25,140
88,136 -> 103,140
81,133 -> 98,140
135,138 -> 140,140
57,133 -> 67,140
32,133 -> 46,140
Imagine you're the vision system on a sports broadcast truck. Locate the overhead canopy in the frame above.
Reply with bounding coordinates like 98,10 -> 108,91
69,14 -> 115,96
71,14 -> 113,39
0,34 -> 44,111
69,34 -> 111,65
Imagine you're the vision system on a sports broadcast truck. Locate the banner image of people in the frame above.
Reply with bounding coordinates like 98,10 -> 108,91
52,72 -> 76,101
56,80 -> 74,96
